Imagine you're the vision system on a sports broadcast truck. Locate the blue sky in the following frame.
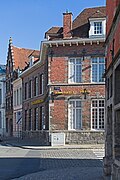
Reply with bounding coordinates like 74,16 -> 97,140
0,0 -> 105,64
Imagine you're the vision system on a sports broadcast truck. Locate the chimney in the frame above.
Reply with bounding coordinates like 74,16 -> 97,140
63,11 -> 72,39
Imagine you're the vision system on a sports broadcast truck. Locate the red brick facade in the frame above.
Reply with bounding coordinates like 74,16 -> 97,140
47,41 -> 105,144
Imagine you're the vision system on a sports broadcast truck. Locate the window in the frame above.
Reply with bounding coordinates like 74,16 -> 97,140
20,88 -> 22,105
40,74 -> 44,94
94,22 -> 102,35
34,107 -> 38,130
14,90 -> 16,106
40,107 -> 45,130
28,109 -> 32,130
92,57 -> 105,82
17,89 -> 19,105
24,110 -> 28,131
91,99 -> 105,130
24,82 -> 28,100
0,111 -> 2,128
34,77 -> 38,96
29,80 -> 32,98
6,118 -> 8,132
68,58 -> 82,83
68,100 -> 82,130
0,89 -> 2,105
11,97 -> 13,109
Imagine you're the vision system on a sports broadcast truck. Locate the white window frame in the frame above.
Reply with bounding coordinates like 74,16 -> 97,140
89,19 -> 106,38
91,57 -> 105,83
94,21 -> 102,35
91,99 -> 105,130
68,58 -> 82,84
68,99 -> 82,130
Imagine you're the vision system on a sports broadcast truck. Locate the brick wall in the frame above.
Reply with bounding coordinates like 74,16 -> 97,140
48,43 -> 105,133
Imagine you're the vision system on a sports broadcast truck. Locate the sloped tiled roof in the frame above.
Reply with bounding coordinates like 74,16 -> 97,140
46,27 -> 62,34
45,6 -> 106,40
45,27 -> 63,39
73,6 -> 106,29
89,10 -> 106,19
12,46 -> 40,70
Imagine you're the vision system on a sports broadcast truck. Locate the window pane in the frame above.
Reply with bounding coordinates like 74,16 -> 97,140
99,64 -> 104,82
76,65 -> 81,82
92,57 -> 105,82
92,99 -> 105,130
76,101 -> 81,107
92,64 -> 97,82
94,22 -> 102,34
69,101 -> 75,108
92,100 -> 97,107
99,57 -> 105,63
69,58 -> 82,83
76,109 -> 81,129
92,57 -> 97,63
69,100 -> 82,130
76,59 -> 81,64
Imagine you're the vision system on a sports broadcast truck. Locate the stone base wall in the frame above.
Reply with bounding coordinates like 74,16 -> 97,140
22,130 -> 50,145
21,130 -> 104,145
65,131 -> 105,144
51,130 -> 105,144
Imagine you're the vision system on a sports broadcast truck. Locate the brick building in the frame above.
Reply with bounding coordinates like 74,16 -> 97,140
20,52 -> 49,143
21,6 -> 106,145
6,37 -> 39,136
103,1 -> 120,179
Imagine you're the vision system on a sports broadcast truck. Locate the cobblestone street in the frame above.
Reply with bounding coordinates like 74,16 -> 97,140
9,147 -> 104,180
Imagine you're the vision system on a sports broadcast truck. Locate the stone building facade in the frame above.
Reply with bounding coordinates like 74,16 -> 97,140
21,6 -> 106,145
0,65 -> 6,137
13,77 -> 22,137
6,37 -> 39,136
104,1 -> 120,179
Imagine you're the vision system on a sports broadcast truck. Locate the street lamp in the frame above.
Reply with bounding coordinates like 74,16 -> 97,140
81,88 -> 90,99
81,48 -> 86,61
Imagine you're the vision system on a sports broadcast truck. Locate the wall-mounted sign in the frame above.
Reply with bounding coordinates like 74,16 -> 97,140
53,91 -> 76,95
53,89 -> 90,96
31,99 -> 44,105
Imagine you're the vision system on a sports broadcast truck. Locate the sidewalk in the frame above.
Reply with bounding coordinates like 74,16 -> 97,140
2,137 -> 104,150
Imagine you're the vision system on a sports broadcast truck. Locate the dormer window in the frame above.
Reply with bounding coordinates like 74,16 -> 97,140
88,10 -> 106,38
94,22 -> 102,35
